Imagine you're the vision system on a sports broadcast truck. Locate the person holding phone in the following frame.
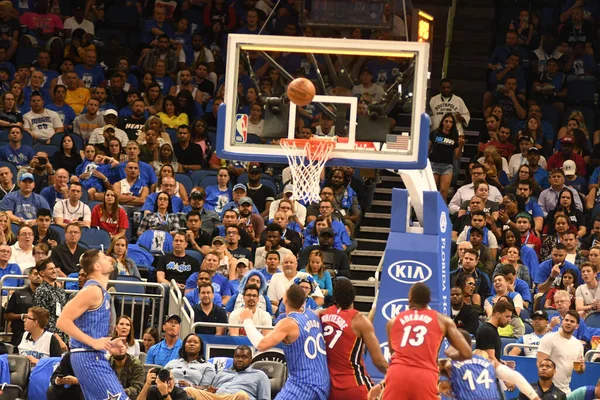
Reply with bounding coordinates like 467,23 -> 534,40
138,368 -> 188,400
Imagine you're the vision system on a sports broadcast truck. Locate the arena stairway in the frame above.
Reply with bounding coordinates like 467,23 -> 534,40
351,171 -> 402,312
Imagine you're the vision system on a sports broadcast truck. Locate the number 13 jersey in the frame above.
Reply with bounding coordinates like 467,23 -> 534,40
320,306 -> 374,390
389,308 -> 443,373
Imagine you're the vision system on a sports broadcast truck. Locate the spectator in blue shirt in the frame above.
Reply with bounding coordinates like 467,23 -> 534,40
185,270 -> 223,307
535,244 -> 581,294
0,126 -> 34,167
47,85 -> 76,130
73,49 -> 105,89
0,244 -> 23,293
185,250 -> 232,306
0,173 -> 50,224
145,314 -> 183,367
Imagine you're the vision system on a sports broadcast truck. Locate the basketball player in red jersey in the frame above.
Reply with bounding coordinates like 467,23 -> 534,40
368,282 -> 473,400
320,278 -> 388,400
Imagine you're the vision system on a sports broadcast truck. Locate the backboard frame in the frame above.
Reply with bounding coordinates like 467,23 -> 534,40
217,34 -> 431,170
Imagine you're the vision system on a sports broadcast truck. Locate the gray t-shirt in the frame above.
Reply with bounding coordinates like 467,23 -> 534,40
575,283 -> 600,315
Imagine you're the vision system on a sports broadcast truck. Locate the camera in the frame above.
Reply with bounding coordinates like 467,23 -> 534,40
37,156 -> 47,165
151,367 -> 171,384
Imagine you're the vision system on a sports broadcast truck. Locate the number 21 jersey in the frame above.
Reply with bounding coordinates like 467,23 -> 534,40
389,308 -> 443,373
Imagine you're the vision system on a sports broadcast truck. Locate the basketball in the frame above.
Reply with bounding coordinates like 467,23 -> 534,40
287,78 -> 316,106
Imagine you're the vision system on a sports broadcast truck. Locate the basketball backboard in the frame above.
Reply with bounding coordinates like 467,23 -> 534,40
216,34 -> 431,170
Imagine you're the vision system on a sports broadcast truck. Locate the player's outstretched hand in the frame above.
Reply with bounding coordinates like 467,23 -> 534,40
239,308 -> 253,321
368,383 -> 383,400
92,337 -> 113,351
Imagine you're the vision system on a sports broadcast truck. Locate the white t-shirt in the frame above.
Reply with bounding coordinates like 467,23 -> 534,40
268,199 -> 307,225
229,307 -> 273,330
18,331 -> 56,359
53,199 -> 91,224
63,17 -> 95,35
267,271 -> 324,302
254,246 -> 293,270
429,94 -> 470,132
351,84 -> 385,103
508,153 -> 548,178
88,127 -> 129,147
23,108 -> 63,142
518,332 -> 547,358
537,331 -> 584,394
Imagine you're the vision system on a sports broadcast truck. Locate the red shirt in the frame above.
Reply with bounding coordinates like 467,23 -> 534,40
484,140 -> 515,159
320,306 -> 373,390
90,205 -> 129,236
521,231 -> 542,257
389,308 -> 443,373
546,152 -> 586,176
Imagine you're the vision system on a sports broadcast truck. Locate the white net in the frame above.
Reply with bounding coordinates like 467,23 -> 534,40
280,139 -> 335,204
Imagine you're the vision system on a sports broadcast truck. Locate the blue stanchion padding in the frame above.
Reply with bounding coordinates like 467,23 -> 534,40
366,188 -> 451,381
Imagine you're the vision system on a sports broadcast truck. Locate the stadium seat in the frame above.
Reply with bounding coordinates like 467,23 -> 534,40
80,227 -> 112,251
139,352 -> 147,363
519,309 -> 530,321
50,224 -> 65,244
4,343 -> 14,354
105,5 -> 139,29
50,133 -> 84,151
176,173 -> 193,195
252,360 -> 287,398
191,170 -> 217,187
523,321 -> 533,334
0,130 -> 33,146
237,174 -> 277,193
185,249 -> 204,266
32,144 -> 59,157
567,79 -> 598,106
10,223 -> 18,236
199,175 -> 218,188
87,201 -> 101,211
7,355 -> 30,395
585,313 -> 600,328
166,128 -> 178,143
136,264 -> 156,282
544,309 -> 560,320
500,337 -> 516,355
0,161 -> 17,183
113,275 -> 146,294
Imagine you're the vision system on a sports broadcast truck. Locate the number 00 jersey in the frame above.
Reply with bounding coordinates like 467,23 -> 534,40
320,306 -> 374,390
389,308 -> 443,373
449,355 -> 499,399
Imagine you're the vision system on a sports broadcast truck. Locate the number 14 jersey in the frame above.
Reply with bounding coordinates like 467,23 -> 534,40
389,308 -> 443,373
320,306 -> 374,390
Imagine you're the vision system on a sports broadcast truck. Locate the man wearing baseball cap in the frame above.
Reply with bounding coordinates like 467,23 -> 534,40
525,147 -> 549,189
547,136 -> 586,176
510,310 -> 550,358
562,159 -> 587,194
88,108 -> 128,147
0,173 -> 50,224
145,314 -> 183,366
220,183 -> 259,217
508,135 -> 547,178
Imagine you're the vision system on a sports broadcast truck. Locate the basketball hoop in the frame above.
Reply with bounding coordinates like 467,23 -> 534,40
280,139 -> 336,204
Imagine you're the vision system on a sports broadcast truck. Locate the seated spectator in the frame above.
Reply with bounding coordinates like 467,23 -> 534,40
276,276 -> 321,321
173,124 -> 203,173
89,109 -> 128,148
0,211 -> 15,245
228,268 -> 272,313
32,208 -> 60,249
450,249 -> 491,304
47,84 -> 76,131
138,192 -> 181,236
143,176 -> 187,214
142,328 -> 160,353
484,274 -> 524,317
540,215 -> 577,261
146,314 -> 183,367
74,49 -> 105,89
50,223 -> 86,277
254,223 -> 293,270
509,310 -> 550,358
531,58 -> 567,115
223,225 -> 254,278
269,184 -> 307,226
220,183 -> 260,217
4,266 -> 41,346
186,270 -> 224,307
257,250 -> 282,289
0,93 -> 23,129
0,126 -> 34,168
32,243 -> 48,262
73,98 -> 104,142
118,141 -> 158,188
183,345 -> 270,400
450,285 -> 479,335
184,211 -> 211,255
90,189 -> 129,238
262,208 -> 302,254
493,261 -> 532,307
158,95 -> 189,129
496,296 -> 525,338
114,161 -> 150,209
544,268 -> 578,310
156,232 -> 200,291
51,134 -> 82,176
535,244 -> 579,294
33,259 -> 68,350
185,251 -> 232,306
457,180 -> 499,221
575,262 -> 600,318
165,333 -> 215,390
190,281 -> 228,336
52,182 -> 91,228
449,163 -> 503,214
17,306 -> 61,366
204,168 -> 232,213
27,150 -> 54,193
22,71 -> 51,112
563,159 -> 588,197
538,169 -> 583,217
456,211 -> 499,261
303,215 -> 348,251
267,254 -> 325,307
298,227 -> 350,278
9,225 -> 35,272
143,82 -> 164,116
150,165 -> 188,202
108,236 -> 141,278
112,315 -> 141,357
152,143 -> 181,175
300,249 -> 333,303
245,164 -> 274,218
186,188 -> 221,235
23,92 -> 63,143
0,167 -> 16,203
108,339 -> 145,399
0,244 -> 23,289
106,138 -> 128,164
547,137 -> 586,177
229,284 -> 273,336
76,145 -> 118,201
47,352 -> 83,399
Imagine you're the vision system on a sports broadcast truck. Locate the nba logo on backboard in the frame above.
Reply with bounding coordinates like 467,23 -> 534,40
235,114 -> 248,143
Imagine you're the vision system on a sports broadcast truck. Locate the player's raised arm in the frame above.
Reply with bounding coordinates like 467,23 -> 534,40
242,311 -> 297,352
56,285 -> 110,351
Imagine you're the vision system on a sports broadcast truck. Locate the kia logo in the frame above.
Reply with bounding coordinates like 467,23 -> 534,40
382,298 -> 409,320
387,260 -> 432,284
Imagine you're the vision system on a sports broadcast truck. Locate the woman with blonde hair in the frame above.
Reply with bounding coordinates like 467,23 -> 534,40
300,250 -> 333,301
0,211 -> 15,245
112,315 -> 140,357
107,235 -> 140,278
479,146 -> 509,189
137,116 -> 172,146
560,110 -> 590,143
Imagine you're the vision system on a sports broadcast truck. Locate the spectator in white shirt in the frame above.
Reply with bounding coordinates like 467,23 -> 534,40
449,163 -> 503,214
52,182 -> 91,228
23,92 -> 64,143
429,78 -> 470,134
228,284 -> 272,336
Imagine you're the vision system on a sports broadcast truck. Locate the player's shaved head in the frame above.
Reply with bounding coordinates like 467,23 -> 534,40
286,284 -> 306,309
408,282 -> 431,306
334,278 -> 355,309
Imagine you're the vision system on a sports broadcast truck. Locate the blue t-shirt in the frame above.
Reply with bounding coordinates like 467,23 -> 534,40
0,263 -> 23,294
534,259 -> 581,285
155,75 -> 174,96
0,62 -> 15,80
38,69 -> 58,89
185,272 -> 232,298
0,191 -> 50,220
47,103 -> 76,127
140,20 -> 174,44
146,339 -> 182,367
116,161 -> 157,187
0,144 -> 34,167
303,219 -> 351,250
40,185 -> 66,207
141,192 -> 187,213
73,64 -> 105,89
204,186 -> 231,212
524,198 -> 543,219
365,59 -> 402,86
22,86 -> 51,110
258,267 -> 279,289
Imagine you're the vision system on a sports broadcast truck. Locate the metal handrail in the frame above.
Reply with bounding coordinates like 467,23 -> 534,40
584,350 -> 600,362
180,296 -> 195,338
503,343 -> 539,356
190,321 -> 274,332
